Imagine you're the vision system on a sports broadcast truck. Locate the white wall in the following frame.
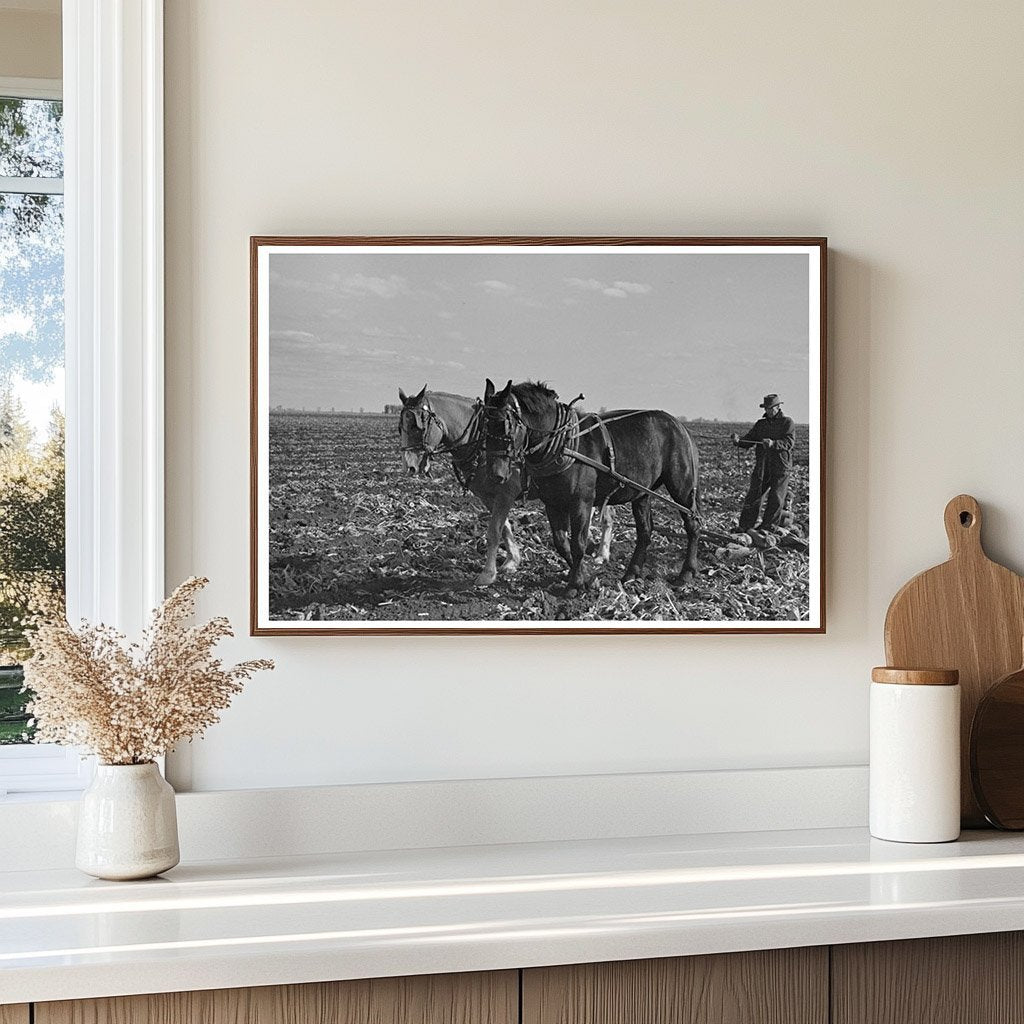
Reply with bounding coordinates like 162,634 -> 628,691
164,0 -> 1024,792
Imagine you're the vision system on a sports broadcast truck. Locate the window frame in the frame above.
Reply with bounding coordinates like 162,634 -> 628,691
0,0 -> 165,797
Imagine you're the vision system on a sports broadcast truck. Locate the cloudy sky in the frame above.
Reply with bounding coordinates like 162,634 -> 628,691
268,250 -> 812,422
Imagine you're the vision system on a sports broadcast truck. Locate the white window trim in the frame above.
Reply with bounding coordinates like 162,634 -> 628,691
0,2 -> 165,797
0,76 -> 62,101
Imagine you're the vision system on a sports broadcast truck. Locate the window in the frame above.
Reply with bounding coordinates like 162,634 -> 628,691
0,79 -> 83,795
0,6 -> 167,797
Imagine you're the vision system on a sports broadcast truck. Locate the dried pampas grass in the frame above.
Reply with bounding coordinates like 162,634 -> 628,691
23,577 -> 273,765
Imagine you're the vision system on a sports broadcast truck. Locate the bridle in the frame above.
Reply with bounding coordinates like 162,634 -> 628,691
399,400 -> 447,456
483,393 -> 528,464
400,397 -> 486,489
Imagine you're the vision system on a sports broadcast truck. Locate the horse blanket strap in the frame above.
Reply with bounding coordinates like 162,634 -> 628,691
592,414 -> 617,478
588,413 -> 621,514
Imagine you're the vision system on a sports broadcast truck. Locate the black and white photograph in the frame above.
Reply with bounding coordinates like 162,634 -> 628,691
251,238 -> 825,634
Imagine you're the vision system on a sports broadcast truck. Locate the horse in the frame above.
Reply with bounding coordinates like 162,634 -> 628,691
482,379 -> 700,593
398,385 -> 613,586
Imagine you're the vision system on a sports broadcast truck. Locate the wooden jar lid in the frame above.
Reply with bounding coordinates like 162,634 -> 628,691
871,667 -> 960,686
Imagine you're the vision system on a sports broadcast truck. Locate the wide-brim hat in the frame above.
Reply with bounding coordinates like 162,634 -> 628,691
760,394 -> 783,409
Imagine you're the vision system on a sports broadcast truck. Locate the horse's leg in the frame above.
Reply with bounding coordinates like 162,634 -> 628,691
622,496 -> 653,581
501,519 -> 522,573
494,484 -> 522,574
665,479 -> 701,583
546,505 -> 572,565
592,507 -> 613,564
586,507 -> 613,563
567,499 -> 594,593
680,502 -> 701,582
475,494 -> 506,587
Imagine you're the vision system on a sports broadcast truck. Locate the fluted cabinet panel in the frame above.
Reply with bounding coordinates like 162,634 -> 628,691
35,972 -> 517,1024
832,933 -> 1024,1024
523,948 -> 828,1024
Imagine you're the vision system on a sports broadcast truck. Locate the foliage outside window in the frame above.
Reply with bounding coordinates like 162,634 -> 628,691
0,95 -> 65,744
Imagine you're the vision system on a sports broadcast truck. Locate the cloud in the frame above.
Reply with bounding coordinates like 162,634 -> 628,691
565,277 -> 605,292
339,274 -> 408,298
275,274 -> 409,299
565,277 -> 651,298
614,280 -> 653,294
270,329 -> 319,345
477,280 -> 516,294
269,330 -> 342,356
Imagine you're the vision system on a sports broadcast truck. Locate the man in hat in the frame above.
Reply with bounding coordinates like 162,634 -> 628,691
731,394 -> 795,532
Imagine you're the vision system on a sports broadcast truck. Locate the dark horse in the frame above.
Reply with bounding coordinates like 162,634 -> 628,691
483,380 -> 700,592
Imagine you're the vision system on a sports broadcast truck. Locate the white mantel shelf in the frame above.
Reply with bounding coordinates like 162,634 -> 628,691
4,827 -> 1024,1005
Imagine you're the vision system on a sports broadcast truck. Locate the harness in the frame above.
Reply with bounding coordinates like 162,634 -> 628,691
485,396 -> 702,524
400,399 -> 485,486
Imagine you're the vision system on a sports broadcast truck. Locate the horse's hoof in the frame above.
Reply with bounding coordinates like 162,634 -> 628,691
475,571 -> 498,587
621,568 -> 641,583
672,569 -> 697,585
501,560 -> 521,576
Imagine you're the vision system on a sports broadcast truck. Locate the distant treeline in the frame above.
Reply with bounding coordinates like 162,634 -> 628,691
269,407 -> 810,427
270,407 -> 397,418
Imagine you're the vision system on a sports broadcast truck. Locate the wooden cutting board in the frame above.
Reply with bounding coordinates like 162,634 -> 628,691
884,494 -> 1024,826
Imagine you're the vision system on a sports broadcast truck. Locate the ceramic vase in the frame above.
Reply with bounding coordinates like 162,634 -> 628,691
76,762 -> 180,880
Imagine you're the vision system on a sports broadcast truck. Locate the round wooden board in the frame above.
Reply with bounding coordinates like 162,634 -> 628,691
971,664 -> 1024,830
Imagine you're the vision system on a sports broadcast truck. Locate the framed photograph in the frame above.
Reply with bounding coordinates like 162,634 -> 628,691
251,236 -> 826,635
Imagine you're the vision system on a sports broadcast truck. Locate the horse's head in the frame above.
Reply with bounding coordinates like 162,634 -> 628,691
397,385 -> 442,477
482,378 -> 526,484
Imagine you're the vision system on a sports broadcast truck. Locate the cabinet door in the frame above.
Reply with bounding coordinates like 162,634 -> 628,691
832,932 -> 1024,1024
36,971 -> 517,1024
523,948 -> 828,1024
0,1007 -> 29,1024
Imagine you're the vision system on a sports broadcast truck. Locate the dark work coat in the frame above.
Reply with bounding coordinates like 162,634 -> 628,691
737,412 -> 795,476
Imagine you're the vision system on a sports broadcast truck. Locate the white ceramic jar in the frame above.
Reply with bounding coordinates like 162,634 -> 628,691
76,762 -> 180,880
870,667 -> 961,843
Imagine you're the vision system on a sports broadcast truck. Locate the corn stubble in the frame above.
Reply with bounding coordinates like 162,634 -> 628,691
269,413 -> 812,624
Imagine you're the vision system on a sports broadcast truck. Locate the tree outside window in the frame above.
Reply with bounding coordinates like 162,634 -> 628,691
0,94 -> 65,744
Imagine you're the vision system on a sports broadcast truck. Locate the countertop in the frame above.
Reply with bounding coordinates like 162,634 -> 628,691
4,826 -> 1024,1004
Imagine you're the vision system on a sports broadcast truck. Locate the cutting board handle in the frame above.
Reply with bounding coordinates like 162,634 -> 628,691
944,494 -> 983,558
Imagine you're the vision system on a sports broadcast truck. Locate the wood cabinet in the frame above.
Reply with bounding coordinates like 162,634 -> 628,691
34,972 -> 517,1024
831,932 -> 1024,1024
14,933 -> 1024,1024
522,948 -> 828,1024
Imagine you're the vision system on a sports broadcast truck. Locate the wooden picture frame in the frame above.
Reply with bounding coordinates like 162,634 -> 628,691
251,236 -> 826,635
